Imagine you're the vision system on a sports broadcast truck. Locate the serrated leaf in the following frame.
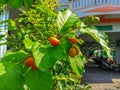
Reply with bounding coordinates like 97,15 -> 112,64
0,63 -> 6,76
2,50 -> 28,63
23,37 -> 34,50
57,9 -> 80,34
0,62 -> 24,90
80,25 -> 112,59
70,54 -> 86,75
32,42 -> 66,71
24,69 -> 53,90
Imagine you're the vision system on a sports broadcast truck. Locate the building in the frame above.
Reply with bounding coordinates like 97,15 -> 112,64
59,0 -> 120,63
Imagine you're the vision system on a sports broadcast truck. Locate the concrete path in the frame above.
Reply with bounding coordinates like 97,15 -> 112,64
81,59 -> 120,90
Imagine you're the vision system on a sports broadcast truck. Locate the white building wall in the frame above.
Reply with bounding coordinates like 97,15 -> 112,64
95,22 -> 120,32
59,0 -> 69,5
112,23 -> 120,32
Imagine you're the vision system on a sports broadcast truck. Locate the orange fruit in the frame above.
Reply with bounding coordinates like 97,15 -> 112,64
49,37 -> 60,46
69,47 -> 76,58
25,56 -> 38,70
69,37 -> 78,44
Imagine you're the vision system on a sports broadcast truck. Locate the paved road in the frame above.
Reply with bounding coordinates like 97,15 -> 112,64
81,59 -> 120,90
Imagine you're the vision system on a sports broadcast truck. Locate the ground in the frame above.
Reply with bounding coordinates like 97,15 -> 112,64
81,59 -> 120,90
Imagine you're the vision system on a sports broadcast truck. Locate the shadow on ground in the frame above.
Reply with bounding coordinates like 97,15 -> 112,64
81,59 -> 120,84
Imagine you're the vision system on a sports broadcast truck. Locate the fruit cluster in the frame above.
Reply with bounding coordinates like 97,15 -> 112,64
84,16 -> 100,24
69,37 -> 80,58
25,56 -> 38,70
49,36 -> 80,58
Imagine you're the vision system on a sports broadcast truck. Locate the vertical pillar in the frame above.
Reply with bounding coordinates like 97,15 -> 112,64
115,39 -> 120,64
0,8 -> 9,59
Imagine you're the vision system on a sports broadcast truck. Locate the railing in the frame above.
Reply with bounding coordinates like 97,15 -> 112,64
57,5 -> 68,11
69,0 -> 120,10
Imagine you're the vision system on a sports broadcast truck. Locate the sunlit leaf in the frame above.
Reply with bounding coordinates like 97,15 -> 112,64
9,19 -> 16,27
2,50 -> 28,63
32,42 -> 66,71
80,24 -> 112,59
70,53 -> 86,75
23,37 -> 34,50
0,62 -> 24,90
57,9 -> 80,34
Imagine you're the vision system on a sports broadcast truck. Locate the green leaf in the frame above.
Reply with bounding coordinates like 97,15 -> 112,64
0,0 -> 9,4
35,0 -> 41,4
0,20 -> 9,25
0,62 -> 24,90
24,69 -> 53,90
2,50 -> 28,63
0,63 -> 6,76
80,25 -> 112,59
0,35 -> 5,40
57,9 -> 80,34
32,42 -> 66,71
24,0 -> 34,10
9,19 -> 16,27
23,37 -> 34,50
9,0 -> 24,9
70,54 -> 86,75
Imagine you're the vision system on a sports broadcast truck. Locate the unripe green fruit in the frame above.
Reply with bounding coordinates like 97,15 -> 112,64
84,16 -> 94,24
93,17 -> 100,23
73,45 -> 80,55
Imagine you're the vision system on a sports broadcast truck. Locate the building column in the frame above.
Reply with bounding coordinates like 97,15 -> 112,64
115,39 -> 120,64
0,8 -> 9,59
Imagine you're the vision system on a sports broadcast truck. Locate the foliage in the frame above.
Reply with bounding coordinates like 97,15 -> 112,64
0,0 -> 37,10
0,4 -> 4,15
52,59 -> 90,90
0,0 -> 112,90
80,24 -> 112,59
0,62 -> 24,90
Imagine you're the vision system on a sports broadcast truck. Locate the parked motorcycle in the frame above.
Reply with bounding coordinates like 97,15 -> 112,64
93,56 -> 120,72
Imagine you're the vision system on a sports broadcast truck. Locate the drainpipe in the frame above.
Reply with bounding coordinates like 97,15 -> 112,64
0,7 -> 9,60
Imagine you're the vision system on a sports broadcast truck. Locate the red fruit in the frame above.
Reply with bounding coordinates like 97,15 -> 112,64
49,37 -> 60,46
69,37 -> 78,44
31,65 -> 38,70
25,57 -> 38,70
31,61 -> 38,70
25,57 -> 34,67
